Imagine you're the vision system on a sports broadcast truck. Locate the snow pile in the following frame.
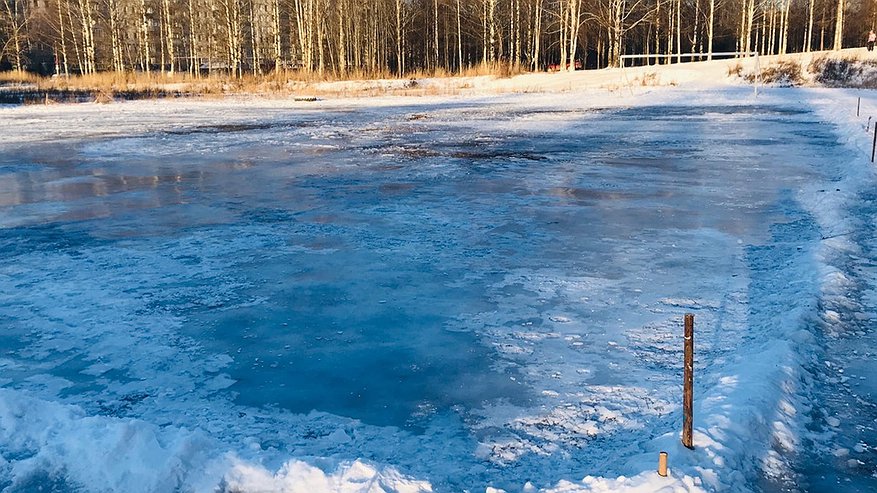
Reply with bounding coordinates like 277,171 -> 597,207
0,388 -> 433,493
541,473 -> 704,493
223,459 -> 432,493
0,389 -> 222,492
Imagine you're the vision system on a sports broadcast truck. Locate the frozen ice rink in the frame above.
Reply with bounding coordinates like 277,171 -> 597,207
1,88 -> 875,492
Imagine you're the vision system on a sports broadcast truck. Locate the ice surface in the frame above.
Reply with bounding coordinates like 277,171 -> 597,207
0,88 -> 875,492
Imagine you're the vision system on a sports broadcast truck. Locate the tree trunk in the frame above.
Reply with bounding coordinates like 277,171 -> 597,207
675,0 -> 681,62
693,0 -> 700,57
488,0 -> 496,63
433,0 -> 439,70
532,0 -> 542,70
745,0 -> 755,54
163,0 -> 175,74
250,0 -> 260,75
140,0 -> 150,73
188,0 -> 198,75
805,0 -> 815,52
456,0 -> 463,72
780,0 -> 790,54
568,0 -> 581,70
272,0 -> 281,71
57,0 -> 70,75
338,0 -> 347,75
707,0 -> 714,59
396,0 -> 404,75
514,0 -> 521,64
77,0 -> 96,73
2,0 -> 24,71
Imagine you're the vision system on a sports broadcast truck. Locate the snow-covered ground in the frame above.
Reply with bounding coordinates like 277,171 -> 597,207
0,62 -> 876,493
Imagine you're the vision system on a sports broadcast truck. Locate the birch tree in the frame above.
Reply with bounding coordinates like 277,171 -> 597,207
804,0 -> 814,51
161,0 -> 174,73
1,0 -> 28,71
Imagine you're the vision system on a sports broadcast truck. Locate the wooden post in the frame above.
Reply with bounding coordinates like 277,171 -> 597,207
658,451 -> 668,476
682,313 -> 694,449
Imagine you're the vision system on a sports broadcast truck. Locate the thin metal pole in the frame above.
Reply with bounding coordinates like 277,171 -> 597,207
682,313 -> 695,449
858,97 -> 861,116
872,124 -> 877,163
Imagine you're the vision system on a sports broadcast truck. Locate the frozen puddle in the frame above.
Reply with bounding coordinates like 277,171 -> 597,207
0,92 -> 856,491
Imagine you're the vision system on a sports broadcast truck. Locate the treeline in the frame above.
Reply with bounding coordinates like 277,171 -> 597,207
1,0 -> 875,77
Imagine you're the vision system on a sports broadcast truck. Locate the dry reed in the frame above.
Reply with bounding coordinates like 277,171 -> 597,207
0,61 -> 528,99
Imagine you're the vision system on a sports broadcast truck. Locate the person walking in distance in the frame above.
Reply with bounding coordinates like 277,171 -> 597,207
868,30 -> 876,51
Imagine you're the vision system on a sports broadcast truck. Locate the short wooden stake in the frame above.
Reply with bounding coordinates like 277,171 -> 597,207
858,97 -> 861,116
682,313 -> 694,449
658,451 -> 668,477
872,123 -> 877,163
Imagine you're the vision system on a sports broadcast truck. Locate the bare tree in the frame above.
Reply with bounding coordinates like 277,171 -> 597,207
1,0 -> 30,71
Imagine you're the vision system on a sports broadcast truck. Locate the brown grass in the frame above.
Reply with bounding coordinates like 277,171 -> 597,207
0,62 -> 528,100
748,59 -> 803,86
0,70 -> 42,84
636,72 -> 660,86
727,62 -> 743,77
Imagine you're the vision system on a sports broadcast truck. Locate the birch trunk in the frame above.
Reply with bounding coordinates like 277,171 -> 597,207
488,0 -> 496,63
780,0 -> 790,54
805,0 -> 815,51
77,0 -> 96,73
395,0 -> 404,75
162,0 -> 175,73
66,0 -> 83,72
57,0 -> 70,75
1,0 -> 23,71
338,0 -> 347,75
707,0 -> 714,59
250,0 -> 260,75
568,0 -> 581,70
514,0 -> 521,63
139,0 -> 150,73
532,0 -> 542,70
433,0 -> 439,70
560,2 -> 568,69
456,0 -> 463,71
675,0 -> 681,62
744,0 -> 755,54
693,0 -> 700,56
188,0 -> 198,75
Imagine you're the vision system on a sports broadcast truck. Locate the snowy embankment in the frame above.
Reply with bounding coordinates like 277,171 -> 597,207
0,64 -> 874,493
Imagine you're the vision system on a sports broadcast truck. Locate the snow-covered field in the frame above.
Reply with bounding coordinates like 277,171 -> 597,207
1,64 -> 876,493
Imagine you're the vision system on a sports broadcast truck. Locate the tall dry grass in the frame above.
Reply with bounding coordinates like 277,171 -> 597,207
0,61 -> 528,98
0,70 -> 42,84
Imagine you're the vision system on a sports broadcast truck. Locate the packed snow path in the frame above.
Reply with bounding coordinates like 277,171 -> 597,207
0,88 -> 874,492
